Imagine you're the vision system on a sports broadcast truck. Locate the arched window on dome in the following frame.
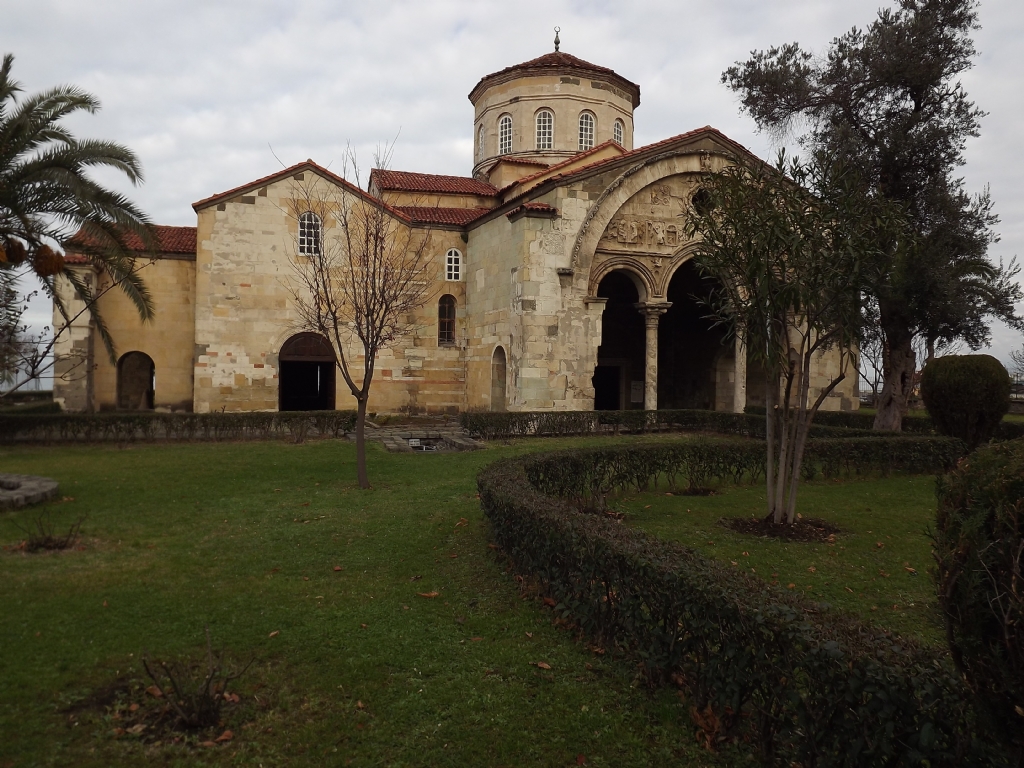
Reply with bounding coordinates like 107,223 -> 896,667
298,211 -> 322,257
438,294 -> 457,346
613,119 -> 624,146
535,109 -> 553,150
578,112 -> 595,151
498,114 -> 513,155
477,125 -> 484,161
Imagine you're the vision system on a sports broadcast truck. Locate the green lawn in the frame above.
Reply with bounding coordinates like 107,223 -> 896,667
617,475 -> 943,645
1,436 -> 732,768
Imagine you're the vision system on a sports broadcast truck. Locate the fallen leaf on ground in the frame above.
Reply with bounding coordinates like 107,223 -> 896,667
543,597 -> 557,607
577,755 -> 587,765
808,567 -> 816,573
417,591 -> 439,598
525,632 -> 533,638
454,517 -> 468,528
215,730 -> 233,743
145,685 -> 163,698
128,703 -> 139,712
334,566 -> 342,571
360,623 -> 368,629
471,637 -> 483,642
449,553 -> 458,558
303,576 -> 309,581
223,693 -> 240,703
200,740 -> 217,747
487,543 -> 499,550
876,542 -> 884,548
268,630 -> 280,638
356,700 -> 365,710
787,583 -> 796,590
844,587 -> 854,593
126,724 -> 146,735
535,662 -> 552,670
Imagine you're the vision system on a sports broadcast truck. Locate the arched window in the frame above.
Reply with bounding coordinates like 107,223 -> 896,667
477,125 -> 485,161
298,211 -> 322,257
578,112 -> 595,151
445,248 -> 462,281
498,114 -> 513,155
613,119 -> 624,146
535,109 -> 553,150
438,295 -> 456,346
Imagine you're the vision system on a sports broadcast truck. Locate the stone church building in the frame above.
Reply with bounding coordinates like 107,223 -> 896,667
53,48 -> 857,415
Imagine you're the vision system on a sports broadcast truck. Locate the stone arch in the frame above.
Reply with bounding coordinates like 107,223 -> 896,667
278,332 -> 336,411
117,351 -> 155,410
587,258 -> 653,302
572,150 -> 730,277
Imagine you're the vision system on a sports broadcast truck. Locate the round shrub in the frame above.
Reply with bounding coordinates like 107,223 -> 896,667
934,438 -> 1024,757
920,354 -> 1010,450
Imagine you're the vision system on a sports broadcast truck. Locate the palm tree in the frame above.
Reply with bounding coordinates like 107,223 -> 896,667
0,52 -> 155,366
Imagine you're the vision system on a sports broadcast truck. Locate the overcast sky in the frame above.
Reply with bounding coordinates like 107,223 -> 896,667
4,0 -> 1022,366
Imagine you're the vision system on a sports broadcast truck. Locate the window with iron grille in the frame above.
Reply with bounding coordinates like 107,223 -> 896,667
613,119 -> 624,145
438,294 -> 456,345
535,109 -> 553,150
298,211 -> 322,257
477,124 -> 485,160
498,114 -> 513,155
445,248 -> 462,281
578,112 -> 595,151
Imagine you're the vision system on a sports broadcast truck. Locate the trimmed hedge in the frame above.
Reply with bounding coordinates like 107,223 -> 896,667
524,436 -> 965,511
0,410 -> 357,444
922,355 -> 1012,450
934,438 -> 1024,758
478,441 -> 999,766
460,409 -> 877,441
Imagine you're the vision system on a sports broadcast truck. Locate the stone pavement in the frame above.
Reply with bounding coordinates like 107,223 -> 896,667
0,474 -> 59,510
353,423 -> 486,453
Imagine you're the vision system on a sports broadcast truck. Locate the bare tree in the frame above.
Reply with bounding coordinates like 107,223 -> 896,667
1009,344 -> 1024,380
287,148 -> 433,488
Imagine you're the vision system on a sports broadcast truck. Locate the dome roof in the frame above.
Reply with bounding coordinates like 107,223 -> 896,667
469,51 -> 640,108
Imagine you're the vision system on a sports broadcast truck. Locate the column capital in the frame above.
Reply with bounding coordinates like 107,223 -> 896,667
635,301 -> 671,325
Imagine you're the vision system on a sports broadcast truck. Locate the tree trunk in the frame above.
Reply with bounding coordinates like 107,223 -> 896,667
355,396 -> 369,489
873,331 -> 915,432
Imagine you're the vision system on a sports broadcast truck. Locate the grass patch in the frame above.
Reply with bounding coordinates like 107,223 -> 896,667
617,475 -> 943,644
1,435 -> 732,768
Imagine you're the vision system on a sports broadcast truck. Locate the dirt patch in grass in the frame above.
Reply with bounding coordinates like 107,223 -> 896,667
719,516 -> 842,543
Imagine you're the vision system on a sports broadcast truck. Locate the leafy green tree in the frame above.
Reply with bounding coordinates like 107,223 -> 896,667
0,52 -> 155,394
686,152 -> 901,523
723,0 -> 1022,431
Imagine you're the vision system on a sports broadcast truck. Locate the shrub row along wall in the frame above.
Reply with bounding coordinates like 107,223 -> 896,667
524,436 -> 965,511
478,437 -> 1001,767
460,409 -> 877,441
744,406 -> 1024,442
0,410 -> 357,444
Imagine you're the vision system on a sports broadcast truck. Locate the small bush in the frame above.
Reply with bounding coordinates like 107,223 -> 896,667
16,510 -> 85,552
921,355 -> 1011,450
142,628 -> 252,731
934,438 -> 1024,759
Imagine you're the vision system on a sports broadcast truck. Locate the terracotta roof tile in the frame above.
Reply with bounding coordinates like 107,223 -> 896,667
371,170 -> 498,197
500,140 -> 624,193
394,207 -> 491,226
470,50 -> 640,107
65,225 -> 197,263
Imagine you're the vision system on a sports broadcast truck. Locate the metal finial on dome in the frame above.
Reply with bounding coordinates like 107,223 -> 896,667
554,27 -> 560,52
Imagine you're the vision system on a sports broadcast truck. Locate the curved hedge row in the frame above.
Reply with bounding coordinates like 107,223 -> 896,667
0,410 -> 357,444
478,438 -> 1001,766
524,436 -> 964,511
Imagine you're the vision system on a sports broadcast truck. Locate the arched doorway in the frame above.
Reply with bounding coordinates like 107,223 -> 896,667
490,346 -> 507,412
117,351 -> 155,410
279,333 -> 336,411
593,270 -> 645,410
658,260 -> 730,410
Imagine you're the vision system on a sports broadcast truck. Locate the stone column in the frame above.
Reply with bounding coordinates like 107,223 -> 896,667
733,333 -> 747,413
637,303 -> 670,411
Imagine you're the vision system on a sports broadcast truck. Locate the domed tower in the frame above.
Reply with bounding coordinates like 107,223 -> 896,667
468,43 -> 640,180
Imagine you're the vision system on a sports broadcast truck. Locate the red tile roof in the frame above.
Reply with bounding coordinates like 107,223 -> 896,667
506,202 -> 558,220
394,207 -> 492,226
370,169 -> 498,197
470,51 -> 640,107
64,225 -> 197,263
499,140 -> 624,193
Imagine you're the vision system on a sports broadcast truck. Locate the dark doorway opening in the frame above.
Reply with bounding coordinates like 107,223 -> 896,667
117,351 -> 155,410
279,333 -> 336,411
658,260 -> 730,410
593,270 -> 645,410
